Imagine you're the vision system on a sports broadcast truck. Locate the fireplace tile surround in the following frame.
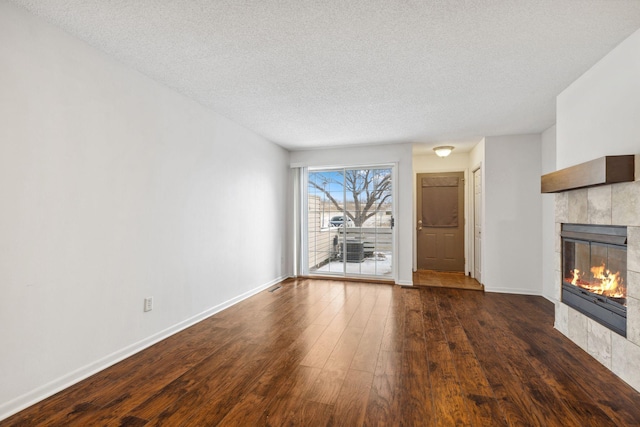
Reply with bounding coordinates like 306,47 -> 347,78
554,180 -> 640,392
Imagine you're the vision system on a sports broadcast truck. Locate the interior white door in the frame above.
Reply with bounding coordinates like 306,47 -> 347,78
473,168 -> 482,283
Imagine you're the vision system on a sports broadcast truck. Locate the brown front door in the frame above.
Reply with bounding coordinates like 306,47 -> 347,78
416,172 -> 465,271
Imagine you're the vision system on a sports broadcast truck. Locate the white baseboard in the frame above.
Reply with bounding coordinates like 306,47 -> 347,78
395,279 -> 413,286
484,286 -> 543,296
0,275 -> 287,422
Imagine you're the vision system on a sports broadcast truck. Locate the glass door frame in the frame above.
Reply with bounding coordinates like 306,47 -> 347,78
300,163 -> 397,281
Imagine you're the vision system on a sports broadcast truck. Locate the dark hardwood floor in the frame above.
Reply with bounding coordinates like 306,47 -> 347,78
3,277 -> 640,426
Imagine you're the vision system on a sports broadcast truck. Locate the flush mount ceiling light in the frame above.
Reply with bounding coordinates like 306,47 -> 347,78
433,146 -> 454,157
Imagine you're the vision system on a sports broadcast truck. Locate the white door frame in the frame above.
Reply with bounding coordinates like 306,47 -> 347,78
472,164 -> 482,283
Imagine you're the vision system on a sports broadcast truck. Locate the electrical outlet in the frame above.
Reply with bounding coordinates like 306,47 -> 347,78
144,297 -> 153,312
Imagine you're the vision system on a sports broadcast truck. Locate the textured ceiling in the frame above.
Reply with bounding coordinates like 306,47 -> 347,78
10,1 -> 640,150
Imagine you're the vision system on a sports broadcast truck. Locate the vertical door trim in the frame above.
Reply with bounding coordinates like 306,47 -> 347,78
391,163 -> 399,282
298,167 -> 309,276
472,164 -> 482,283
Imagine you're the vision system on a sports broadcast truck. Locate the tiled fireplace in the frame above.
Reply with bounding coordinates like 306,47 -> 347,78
554,180 -> 640,392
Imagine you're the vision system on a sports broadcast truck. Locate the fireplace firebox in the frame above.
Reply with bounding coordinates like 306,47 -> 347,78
561,223 -> 627,337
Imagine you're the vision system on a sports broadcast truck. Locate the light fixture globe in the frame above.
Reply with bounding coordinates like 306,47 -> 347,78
433,146 -> 454,157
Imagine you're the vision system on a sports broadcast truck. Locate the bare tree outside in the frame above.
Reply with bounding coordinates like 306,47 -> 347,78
309,168 -> 392,227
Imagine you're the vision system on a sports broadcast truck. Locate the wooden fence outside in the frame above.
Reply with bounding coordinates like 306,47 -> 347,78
308,227 -> 392,269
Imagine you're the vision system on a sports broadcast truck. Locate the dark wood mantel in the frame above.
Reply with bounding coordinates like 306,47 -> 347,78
541,155 -> 636,193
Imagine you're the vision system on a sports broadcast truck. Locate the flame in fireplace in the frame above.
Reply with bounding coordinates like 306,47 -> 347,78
567,263 -> 626,299
570,269 -> 580,286
590,264 -> 621,293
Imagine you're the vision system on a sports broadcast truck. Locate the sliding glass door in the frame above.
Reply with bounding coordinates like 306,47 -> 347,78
306,166 -> 394,279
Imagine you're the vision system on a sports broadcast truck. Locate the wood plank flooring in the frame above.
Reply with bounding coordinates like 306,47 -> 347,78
3,277 -> 640,426
413,270 -> 484,291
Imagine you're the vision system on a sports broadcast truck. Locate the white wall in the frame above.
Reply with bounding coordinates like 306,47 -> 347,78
413,151 -> 472,275
541,125 -> 557,301
557,28 -> 640,168
469,138 -> 485,173
483,135 -> 542,294
0,2 -> 290,419
290,143 -> 413,285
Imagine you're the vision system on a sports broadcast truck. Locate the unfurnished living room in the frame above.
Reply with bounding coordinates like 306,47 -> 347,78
2,1 -> 640,426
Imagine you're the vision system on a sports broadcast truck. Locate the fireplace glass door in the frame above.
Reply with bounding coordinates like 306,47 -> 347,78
561,223 -> 627,337
562,239 -> 627,306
